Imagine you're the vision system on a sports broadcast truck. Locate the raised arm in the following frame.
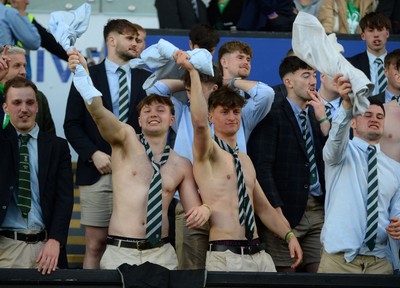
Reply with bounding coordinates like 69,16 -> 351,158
68,49 -> 128,146
176,52 -> 214,162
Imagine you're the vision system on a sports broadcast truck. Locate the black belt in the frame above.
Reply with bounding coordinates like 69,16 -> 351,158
209,243 -> 265,255
0,230 -> 47,244
106,236 -> 168,251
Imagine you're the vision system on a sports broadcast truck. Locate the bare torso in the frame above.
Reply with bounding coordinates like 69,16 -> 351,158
108,128 -> 187,239
194,142 -> 259,241
381,101 -> 400,162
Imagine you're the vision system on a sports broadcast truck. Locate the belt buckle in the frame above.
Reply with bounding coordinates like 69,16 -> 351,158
24,234 -> 38,244
136,240 -> 148,250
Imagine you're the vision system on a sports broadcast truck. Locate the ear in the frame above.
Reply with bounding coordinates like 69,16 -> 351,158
350,117 -> 357,131
138,116 -> 143,128
220,56 -> 227,69
189,40 -> 194,50
208,112 -> 213,123
360,32 -> 366,41
2,102 -> 7,114
212,84 -> 219,91
283,75 -> 293,89
169,114 -> 175,127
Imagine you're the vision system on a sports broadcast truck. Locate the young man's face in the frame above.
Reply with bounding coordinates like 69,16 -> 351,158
351,104 -> 385,143
185,82 -> 218,101
110,30 -> 138,62
220,51 -> 251,79
209,105 -> 242,137
384,62 -> 400,92
361,27 -> 389,55
1,53 -> 27,84
3,86 -> 38,133
285,68 -> 316,102
138,101 -> 175,136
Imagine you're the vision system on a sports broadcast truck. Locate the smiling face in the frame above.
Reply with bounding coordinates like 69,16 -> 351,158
220,50 -> 251,79
138,100 -> 175,136
352,104 -> 385,144
1,53 -> 27,84
3,85 -> 38,133
209,105 -> 242,137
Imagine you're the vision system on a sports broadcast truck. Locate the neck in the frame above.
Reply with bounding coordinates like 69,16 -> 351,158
367,47 -> 387,57
386,85 -> 400,96
287,93 -> 307,110
215,132 -> 237,148
143,133 -> 168,154
107,54 -> 128,67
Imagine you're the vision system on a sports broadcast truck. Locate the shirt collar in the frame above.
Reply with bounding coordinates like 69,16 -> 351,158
105,58 -> 129,74
286,97 -> 308,116
17,123 -> 39,140
367,50 -> 387,66
353,136 -> 381,154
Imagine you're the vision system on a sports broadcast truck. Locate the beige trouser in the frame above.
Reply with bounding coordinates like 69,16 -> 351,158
206,249 -> 276,272
175,201 -> 209,269
318,248 -> 393,274
0,236 -> 45,268
100,242 -> 178,270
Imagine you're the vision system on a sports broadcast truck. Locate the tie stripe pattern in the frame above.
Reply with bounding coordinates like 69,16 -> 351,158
325,103 -> 333,123
18,134 -> 31,218
117,67 -> 129,123
375,58 -> 387,94
364,145 -> 379,251
192,0 -> 199,18
214,135 -> 254,240
139,134 -> 170,244
391,95 -> 400,105
299,111 -> 317,185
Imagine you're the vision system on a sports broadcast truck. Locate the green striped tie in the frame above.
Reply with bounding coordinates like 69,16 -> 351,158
325,103 -> 333,123
299,111 -> 317,185
375,58 -> 387,94
139,134 -> 170,244
18,134 -> 31,218
364,145 -> 379,251
391,95 -> 400,104
117,67 -> 129,123
214,135 -> 255,240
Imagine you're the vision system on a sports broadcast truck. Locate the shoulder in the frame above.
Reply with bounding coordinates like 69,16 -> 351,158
169,150 -> 193,167
347,51 -> 367,62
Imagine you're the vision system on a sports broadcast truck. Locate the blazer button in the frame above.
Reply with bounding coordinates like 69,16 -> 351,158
2,206 -> 6,210
304,184 -> 309,189
9,186 -> 14,190
305,163 -> 309,167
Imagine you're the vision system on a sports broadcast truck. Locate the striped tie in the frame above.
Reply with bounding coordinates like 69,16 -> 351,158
192,0 -> 199,18
364,145 -> 379,251
214,135 -> 255,240
18,134 -> 31,218
117,67 -> 129,123
391,95 -> 400,104
299,111 -> 317,185
375,58 -> 387,94
325,103 -> 333,123
139,134 -> 170,244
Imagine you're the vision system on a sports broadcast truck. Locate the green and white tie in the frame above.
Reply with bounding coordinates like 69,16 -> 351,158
139,134 -> 170,244
325,103 -> 333,123
364,145 -> 379,251
214,135 -> 254,240
299,111 -> 317,185
18,134 -> 31,218
375,58 -> 387,94
117,67 -> 129,123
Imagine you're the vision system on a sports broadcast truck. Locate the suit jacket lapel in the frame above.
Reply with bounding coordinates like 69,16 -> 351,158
38,132 -> 51,199
128,68 -> 138,122
282,100 -> 308,157
94,61 -> 113,110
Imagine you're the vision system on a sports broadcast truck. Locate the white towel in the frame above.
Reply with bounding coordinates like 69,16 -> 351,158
128,39 -> 214,90
47,3 -> 91,51
292,12 -> 374,115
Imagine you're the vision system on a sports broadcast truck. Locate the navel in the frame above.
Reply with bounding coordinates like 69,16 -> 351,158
227,174 -> 231,180
388,133 -> 393,139
132,171 -> 137,176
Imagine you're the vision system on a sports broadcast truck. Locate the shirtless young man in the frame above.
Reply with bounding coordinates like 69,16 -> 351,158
379,49 -> 400,162
176,53 -> 303,272
68,50 -> 210,270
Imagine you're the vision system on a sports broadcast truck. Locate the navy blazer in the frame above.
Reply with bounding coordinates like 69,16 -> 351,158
347,51 -> 371,80
247,99 -> 326,228
370,91 -> 386,103
0,125 -> 73,268
64,61 -> 151,185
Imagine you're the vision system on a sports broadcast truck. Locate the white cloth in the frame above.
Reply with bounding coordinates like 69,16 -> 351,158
292,12 -> 374,115
47,3 -> 91,51
73,66 -> 102,105
128,39 -> 214,90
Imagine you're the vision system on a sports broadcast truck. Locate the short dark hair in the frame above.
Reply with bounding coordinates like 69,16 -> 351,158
137,94 -> 175,116
279,56 -> 314,80
189,24 -> 220,53
368,97 -> 385,116
359,12 -> 391,32
218,40 -> 252,67
208,86 -> 246,112
4,76 -> 38,102
103,19 -> 138,41
181,64 -> 222,88
384,49 -> 400,69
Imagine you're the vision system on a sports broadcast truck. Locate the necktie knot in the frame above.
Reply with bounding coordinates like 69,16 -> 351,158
368,145 -> 376,154
374,58 -> 383,65
391,95 -> 400,101
20,134 -> 30,145
117,67 -> 126,76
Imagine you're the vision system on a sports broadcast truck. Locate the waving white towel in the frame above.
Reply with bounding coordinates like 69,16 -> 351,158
292,12 -> 374,115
